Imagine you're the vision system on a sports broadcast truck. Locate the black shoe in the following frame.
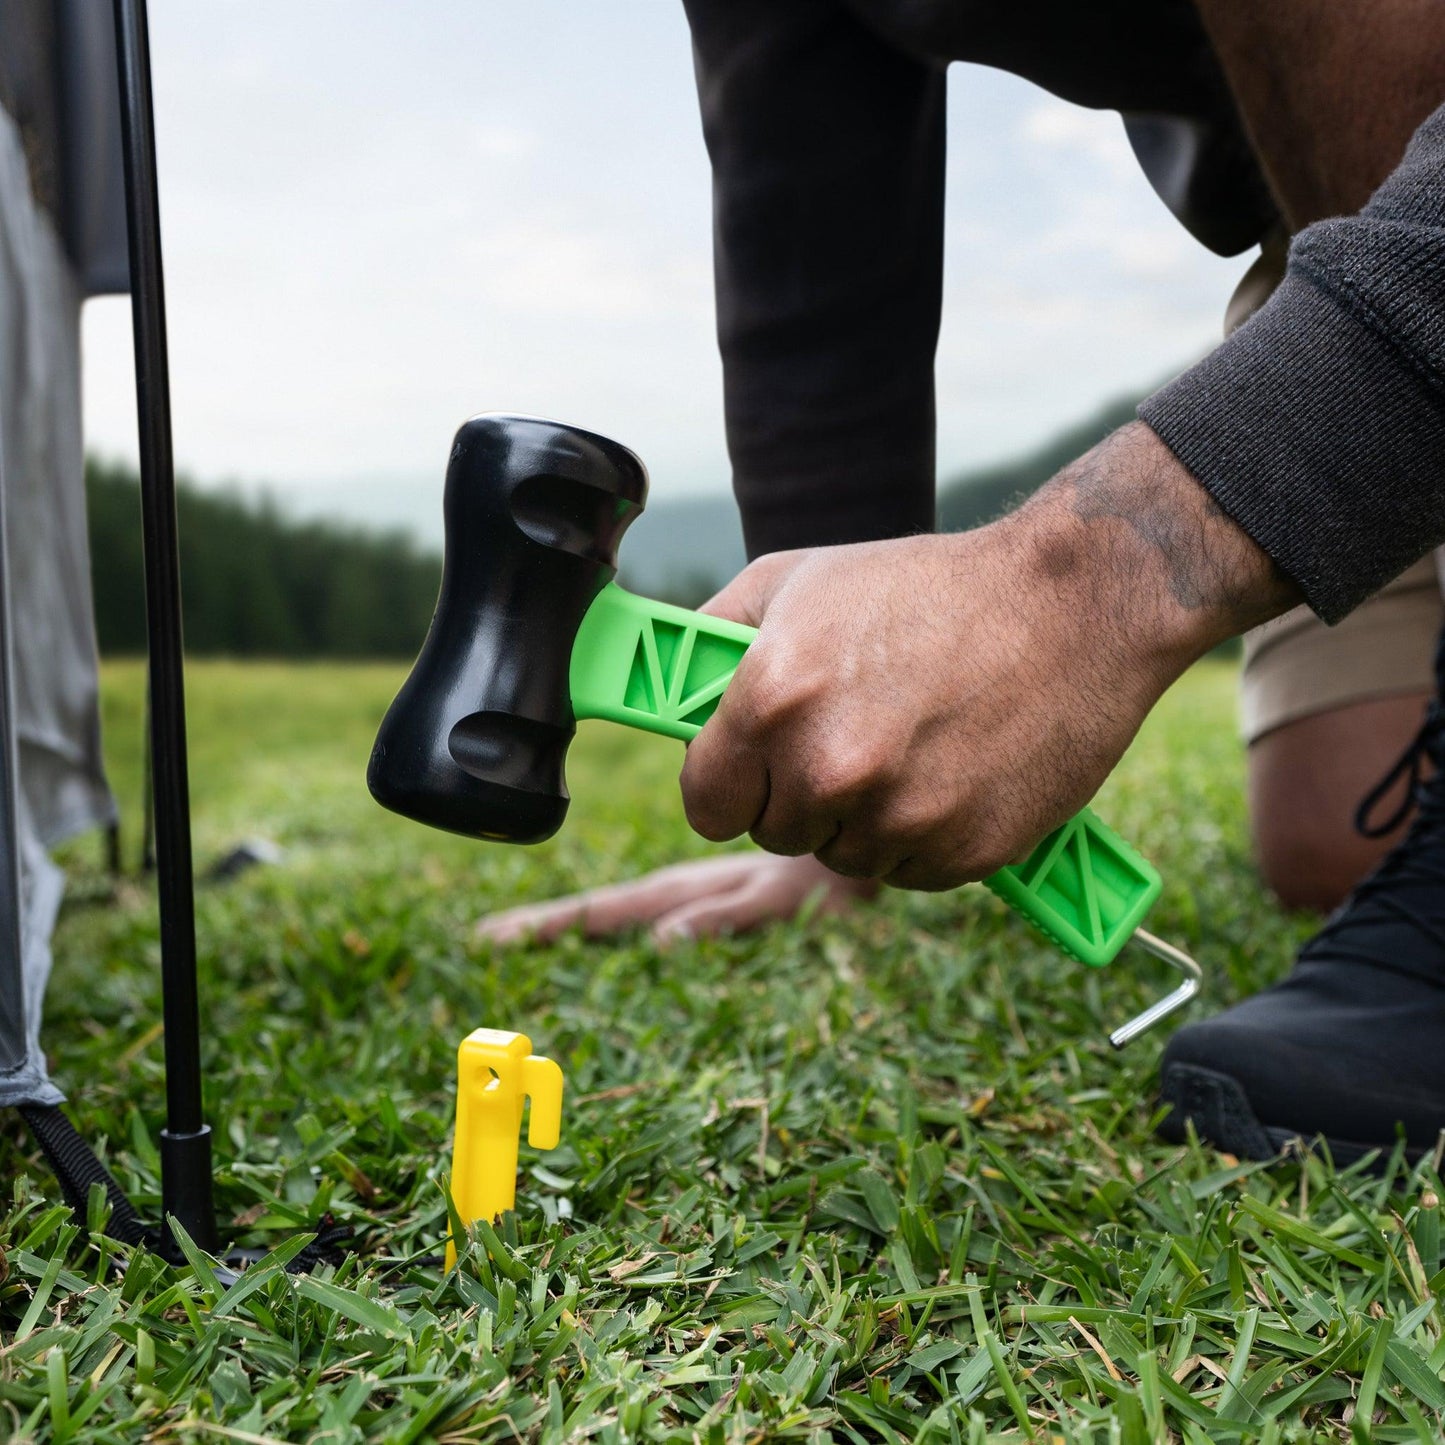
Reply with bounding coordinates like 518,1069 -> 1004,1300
1158,671 -> 1445,1164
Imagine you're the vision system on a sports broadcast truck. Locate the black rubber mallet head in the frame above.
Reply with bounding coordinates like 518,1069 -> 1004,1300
367,414 -> 656,844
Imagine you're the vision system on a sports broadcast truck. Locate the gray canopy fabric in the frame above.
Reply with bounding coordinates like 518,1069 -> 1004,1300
0,1 -> 130,297
0,100 -> 118,1107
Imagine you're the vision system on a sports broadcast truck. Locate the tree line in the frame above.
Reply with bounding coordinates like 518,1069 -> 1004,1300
86,458 -> 442,657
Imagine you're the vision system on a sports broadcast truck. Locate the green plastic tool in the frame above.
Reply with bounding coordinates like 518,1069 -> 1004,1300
571,582 -> 1200,1045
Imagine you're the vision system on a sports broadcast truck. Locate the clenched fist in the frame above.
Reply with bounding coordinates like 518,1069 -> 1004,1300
680,423 -> 1297,890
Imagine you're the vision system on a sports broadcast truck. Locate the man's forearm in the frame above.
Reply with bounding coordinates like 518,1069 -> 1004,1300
1013,422 -> 1301,680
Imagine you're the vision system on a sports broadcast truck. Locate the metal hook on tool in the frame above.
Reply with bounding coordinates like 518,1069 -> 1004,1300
1108,928 -> 1203,1050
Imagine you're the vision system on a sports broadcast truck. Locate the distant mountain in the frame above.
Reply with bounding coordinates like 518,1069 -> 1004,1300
621,389 -> 1149,607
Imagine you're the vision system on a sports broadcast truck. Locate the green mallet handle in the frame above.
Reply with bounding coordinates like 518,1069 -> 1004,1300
570,582 -> 1161,968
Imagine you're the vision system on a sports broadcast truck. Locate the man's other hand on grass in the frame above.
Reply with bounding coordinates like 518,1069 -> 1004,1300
475,851 -> 878,946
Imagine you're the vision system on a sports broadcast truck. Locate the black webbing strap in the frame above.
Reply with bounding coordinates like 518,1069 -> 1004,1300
290,1216 -> 353,1271
18,1102 -> 153,1246
18,1103 -> 355,1268
226,1215 -> 355,1276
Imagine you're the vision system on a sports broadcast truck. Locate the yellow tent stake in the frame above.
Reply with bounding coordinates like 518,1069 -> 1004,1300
445,1028 -> 563,1269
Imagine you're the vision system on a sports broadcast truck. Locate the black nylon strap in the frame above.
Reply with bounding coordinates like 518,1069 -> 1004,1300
18,1102 -> 153,1246
290,1216 -> 353,1271
18,1103 -> 354,1269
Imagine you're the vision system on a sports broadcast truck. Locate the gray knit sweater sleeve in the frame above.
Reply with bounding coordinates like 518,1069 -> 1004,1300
1138,103 -> 1445,625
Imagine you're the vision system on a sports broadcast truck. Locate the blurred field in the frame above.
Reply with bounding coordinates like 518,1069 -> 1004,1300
3,658 -> 1443,1441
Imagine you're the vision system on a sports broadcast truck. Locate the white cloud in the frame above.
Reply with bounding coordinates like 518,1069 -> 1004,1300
455,222 -> 712,323
931,67 -> 1244,470
469,123 -> 537,161
1029,208 -> 1202,279
1019,100 -> 1139,183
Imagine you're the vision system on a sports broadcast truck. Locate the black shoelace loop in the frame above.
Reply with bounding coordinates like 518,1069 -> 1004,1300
1354,703 -> 1445,839
1312,699 -> 1445,968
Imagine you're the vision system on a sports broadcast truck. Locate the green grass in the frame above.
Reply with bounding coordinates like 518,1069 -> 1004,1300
3,657 -> 1444,1442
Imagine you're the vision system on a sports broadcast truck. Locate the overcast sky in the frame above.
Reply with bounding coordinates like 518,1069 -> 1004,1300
82,0 -> 1245,544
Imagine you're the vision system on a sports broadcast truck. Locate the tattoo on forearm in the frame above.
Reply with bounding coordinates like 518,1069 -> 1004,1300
1062,424 -> 1298,629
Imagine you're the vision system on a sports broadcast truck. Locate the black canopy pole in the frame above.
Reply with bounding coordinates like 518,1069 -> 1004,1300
0,407 -> 27,1073
111,0 -> 217,1255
